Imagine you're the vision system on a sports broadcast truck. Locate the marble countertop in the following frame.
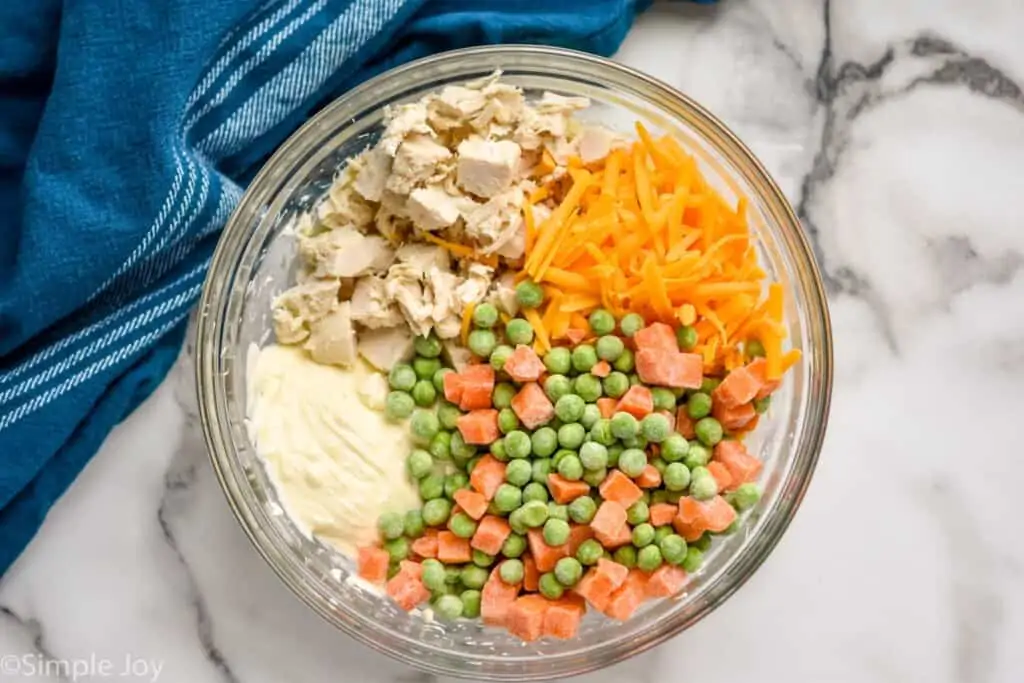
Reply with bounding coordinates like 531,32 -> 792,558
3,1 -> 1023,681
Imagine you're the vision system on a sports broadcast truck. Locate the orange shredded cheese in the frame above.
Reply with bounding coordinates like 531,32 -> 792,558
421,233 -> 498,268
460,302 -> 475,347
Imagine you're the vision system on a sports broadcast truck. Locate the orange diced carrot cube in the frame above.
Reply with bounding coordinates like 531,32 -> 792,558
357,546 -> 390,584
437,531 -> 472,564
547,473 -> 591,504
471,515 -> 512,556
598,470 -> 644,508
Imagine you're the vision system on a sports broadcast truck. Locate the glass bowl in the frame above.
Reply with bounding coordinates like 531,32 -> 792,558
195,45 -> 833,680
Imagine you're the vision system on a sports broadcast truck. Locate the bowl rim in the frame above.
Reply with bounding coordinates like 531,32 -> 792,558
195,43 -> 833,679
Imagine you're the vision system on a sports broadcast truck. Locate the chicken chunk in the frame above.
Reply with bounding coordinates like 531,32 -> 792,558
299,227 -> 395,278
488,273 -> 519,316
271,279 -> 339,344
455,263 -> 494,309
577,125 -> 619,164
406,186 -> 461,231
304,301 -> 357,366
385,263 -> 435,336
358,326 -> 415,372
349,276 -> 403,329
387,135 -> 453,196
395,243 -> 450,274
353,148 -> 391,202
456,138 -> 521,198
379,102 -> 432,156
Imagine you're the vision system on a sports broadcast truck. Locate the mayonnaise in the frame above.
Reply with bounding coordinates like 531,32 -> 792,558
246,344 -> 419,556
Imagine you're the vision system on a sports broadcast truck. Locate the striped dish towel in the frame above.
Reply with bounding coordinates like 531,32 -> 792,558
0,0 -> 660,573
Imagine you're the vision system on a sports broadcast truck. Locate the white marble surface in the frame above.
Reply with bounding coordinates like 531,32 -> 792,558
3,2 -> 1024,681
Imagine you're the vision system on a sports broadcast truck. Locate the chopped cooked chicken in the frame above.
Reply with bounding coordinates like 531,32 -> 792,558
395,243 -> 450,274
388,135 -> 452,195
405,186 -> 461,231
299,227 -> 395,278
577,125 -> 620,164
353,148 -> 391,202
349,276 -> 404,329
322,173 -> 376,230
427,85 -> 487,131
489,272 -> 519,316
443,340 -> 473,372
378,102 -> 432,156
462,187 -> 523,249
358,325 -> 415,371
304,301 -> 357,366
426,268 -> 461,326
271,279 -> 339,344
456,138 -> 521,198
385,263 -> 435,336
455,263 -> 494,309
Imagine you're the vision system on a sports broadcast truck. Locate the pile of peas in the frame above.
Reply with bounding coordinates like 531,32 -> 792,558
375,279 -> 764,620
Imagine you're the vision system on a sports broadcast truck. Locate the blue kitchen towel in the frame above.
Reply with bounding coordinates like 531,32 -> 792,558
0,0 -> 662,573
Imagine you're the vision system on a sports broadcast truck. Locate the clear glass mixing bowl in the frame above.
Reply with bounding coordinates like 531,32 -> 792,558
195,45 -> 833,680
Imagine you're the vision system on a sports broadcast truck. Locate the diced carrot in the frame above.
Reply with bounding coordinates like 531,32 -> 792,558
453,489 -> 489,520
591,360 -> 612,378
522,554 -> 539,592
443,371 -> 464,404
712,401 -> 757,432
633,322 -> 677,352
568,524 -> 595,555
604,570 -> 647,621
386,561 -> 430,611
656,408 -> 676,432
615,384 -> 654,418
646,565 -> 688,598
526,528 -> 570,572
636,348 -> 703,389
410,531 -> 439,559
597,397 -> 618,418
598,470 -> 644,508
459,364 -> 495,410
575,570 -> 612,611
746,357 -> 781,399
602,522 -> 633,548
675,407 -> 697,438
649,503 -> 678,527
674,495 -> 737,540
471,515 -> 512,555
713,440 -> 763,489
706,461 -> 734,491
542,598 -> 586,639
591,500 -> 628,546
506,594 -> 551,642
565,328 -> 587,345
503,345 -> 547,383
469,454 -> 506,500
437,531 -> 472,564
456,409 -> 500,445
635,464 -> 662,488
547,473 -> 591,504
713,364 -> 763,409
357,546 -> 390,584
700,495 -> 738,532
510,382 -> 555,430
482,567 -> 520,626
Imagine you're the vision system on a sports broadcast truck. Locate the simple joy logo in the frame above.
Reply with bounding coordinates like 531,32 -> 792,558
0,653 -> 164,681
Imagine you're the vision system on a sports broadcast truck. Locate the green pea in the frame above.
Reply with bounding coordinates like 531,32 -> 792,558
619,313 -> 645,337
422,496 -> 452,525
610,412 -> 639,439
412,379 -> 437,407
436,401 -> 461,430
676,325 -> 698,351
580,404 -> 602,429
414,334 -> 443,358
547,503 -> 569,522
613,348 -> 635,373
551,557 -> 581,587
388,364 -> 417,391
490,483 -> 521,514
444,566 -> 462,585
504,430 -> 532,459
650,457 -> 667,475
607,444 -> 623,468
641,413 -> 671,443
383,537 -> 410,563
618,448 -> 647,478
498,407 -> 520,434
385,391 -> 415,421
632,523 -> 655,548
444,473 -> 469,498
661,434 -> 689,462
543,518 -> 571,546
613,545 -> 637,568
544,374 -> 573,402
386,564 -> 401,581
410,409 -> 440,442
468,329 -> 497,358
700,377 -> 721,394
596,335 -> 625,362
690,467 -> 719,500
492,382 -> 517,410
404,509 -> 426,538
490,439 -> 508,462
422,559 -> 447,592
519,500 -> 549,527
505,459 -> 532,487
568,496 -> 597,524
573,374 -> 603,402
467,551 -> 493,570
684,443 -> 711,469
556,454 -> 584,481
602,375 -> 629,402
499,559 -> 524,584
471,302 -> 498,329
502,532 -> 527,558
449,512 -> 478,539
588,309 -> 616,335
576,538 -> 604,566
581,468 -> 606,488
681,546 -> 704,572
433,593 -> 464,620
413,357 -> 440,381
651,388 -> 676,412
754,395 -> 772,414
419,471 -> 445,499
693,534 -> 713,552
695,417 -> 723,446
377,511 -> 405,540
430,367 -> 451,394
626,501 -> 650,525
654,525 -> 673,545
515,280 -> 544,309
659,534 -> 688,566
730,482 -> 762,511
406,449 -> 433,479
687,392 -> 713,419
532,458 -> 552,484
490,344 -> 514,371
745,338 -> 766,359
429,431 -> 452,461
590,419 -> 615,446
629,373 -> 642,387
543,347 -> 572,374
637,544 -> 663,573
579,442 -> 608,471
557,423 -> 586,450
555,394 -> 585,422
522,482 -> 549,504
538,572 -> 564,599
505,318 -> 534,345
664,463 -> 691,491
571,344 -> 598,373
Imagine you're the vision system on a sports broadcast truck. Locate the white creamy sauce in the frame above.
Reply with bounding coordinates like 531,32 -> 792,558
246,344 -> 419,556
